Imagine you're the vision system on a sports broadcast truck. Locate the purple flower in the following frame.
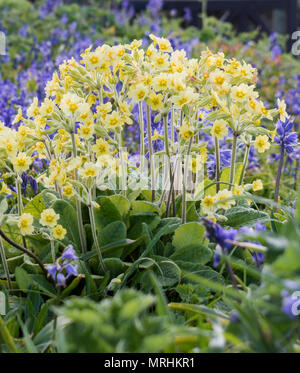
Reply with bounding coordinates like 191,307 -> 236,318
46,264 -> 59,281
202,219 -> 237,268
56,273 -> 66,287
275,119 -> 298,154
281,294 -> 300,319
203,218 -> 237,251
65,263 -> 78,279
61,245 -> 78,261
46,245 -> 78,288
147,0 -> 163,18
184,7 -> 192,23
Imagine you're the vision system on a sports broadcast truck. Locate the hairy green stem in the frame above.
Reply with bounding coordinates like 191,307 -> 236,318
239,144 -> 250,185
0,236 -> 12,290
16,176 -> 23,216
274,146 -> 285,212
229,134 -> 238,191
146,105 -> 155,201
163,115 -> 175,217
50,239 -> 55,263
70,131 -> 87,254
171,108 -> 175,143
182,138 -> 193,224
118,132 -> 127,197
214,137 -> 220,193
138,101 -> 145,174
88,189 -> 106,273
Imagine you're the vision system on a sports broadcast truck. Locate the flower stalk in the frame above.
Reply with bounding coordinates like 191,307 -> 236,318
182,137 -> 193,224
229,134 -> 238,191
163,114 -> 175,217
239,144 -> 250,185
146,104 -> 155,201
70,131 -> 87,254
88,189 -> 106,273
50,238 -> 55,263
0,236 -> 12,290
138,101 -> 145,174
214,137 -> 221,193
16,175 -> 23,216
274,146 -> 285,212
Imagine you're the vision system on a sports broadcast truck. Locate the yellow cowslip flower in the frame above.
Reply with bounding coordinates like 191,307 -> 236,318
18,213 -> 34,236
209,69 -> 228,87
40,98 -> 55,117
110,158 -> 120,174
78,123 -> 94,139
63,183 -> 74,198
27,97 -> 40,118
60,93 -> 86,117
126,39 -> 142,50
169,72 -> 186,92
149,34 -> 173,53
152,73 -> 169,92
96,102 -> 112,119
260,104 -> 273,120
92,138 -> 110,157
45,77 -> 60,98
233,185 -> 244,196
40,208 -> 60,228
78,108 -> 92,123
252,179 -> 263,192
0,182 -> 11,195
172,88 -> 198,109
128,83 -> 149,102
215,189 -> 235,210
179,123 -> 194,140
231,84 -> 255,102
151,129 -> 161,141
277,98 -> 289,122
270,128 -> 277,142
2,136 -> 17,158
254,135 -> 270,153
34,141 -> 45,155
79,162 -> 99,179
97,154 -> 112,168
147,92 -> 164,111
11,152 -> 32,174
17,125 -> 32,139
211,119 -> 228,140
207,216 -> 217,223
202,195 -> 215,211
12,108 -> 24,124
34,115 -> 47,130
190,157 -> 203,174
67,157 -> 82,172
152,52 -> 170,70
83,50 -> 102,70
104,111 -> 124,129
87,93 -> 97,106
52,224 -> 67,240
199,145 -> 208,163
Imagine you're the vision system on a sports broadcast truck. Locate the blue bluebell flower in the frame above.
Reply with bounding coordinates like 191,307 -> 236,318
281,294 -> 300,319
275,119 -> 298,154
202,218 -> 237,267
46,245 -> 78,288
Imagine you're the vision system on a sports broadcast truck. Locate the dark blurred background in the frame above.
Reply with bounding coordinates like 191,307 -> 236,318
51,0 -> 299,36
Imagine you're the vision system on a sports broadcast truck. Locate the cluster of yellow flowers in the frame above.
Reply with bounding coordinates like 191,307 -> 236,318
18,208 -> 66,240
0,34 -> 287,231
